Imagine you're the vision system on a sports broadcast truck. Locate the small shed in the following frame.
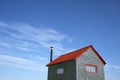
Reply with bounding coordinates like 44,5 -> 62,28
46,45 -> 106,80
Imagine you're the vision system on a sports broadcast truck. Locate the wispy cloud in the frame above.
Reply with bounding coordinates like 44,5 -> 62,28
105,63 -> 120,80
105,63 -> 120,72
0,21 -> 8,26
0,21 -> 73,54
0,21 -> 74,72
0,54 -> 46,71
0,42 -> 11,48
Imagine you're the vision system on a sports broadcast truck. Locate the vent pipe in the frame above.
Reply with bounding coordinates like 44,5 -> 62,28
50,46 -> 53,62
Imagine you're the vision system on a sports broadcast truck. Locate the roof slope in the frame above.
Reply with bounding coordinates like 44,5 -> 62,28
46,45 -> 106,66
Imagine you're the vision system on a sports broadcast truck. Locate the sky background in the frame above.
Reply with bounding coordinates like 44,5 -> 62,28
0,0 -> 120,80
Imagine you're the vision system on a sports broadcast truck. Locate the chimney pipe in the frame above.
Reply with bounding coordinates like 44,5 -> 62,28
50,46 -> 53,62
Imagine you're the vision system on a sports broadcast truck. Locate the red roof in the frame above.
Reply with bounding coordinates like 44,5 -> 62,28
46,45 -> 106,66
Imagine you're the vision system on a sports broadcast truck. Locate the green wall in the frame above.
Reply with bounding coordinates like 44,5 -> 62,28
48,60 -> 76,80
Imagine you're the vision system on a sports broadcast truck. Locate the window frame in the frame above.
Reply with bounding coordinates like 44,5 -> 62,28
85,64 -> 98,73
56,67 -> 64,75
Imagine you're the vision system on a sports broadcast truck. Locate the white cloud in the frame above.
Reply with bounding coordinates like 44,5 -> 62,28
105,73 -> 120,80
0,21 -> 8,26
0,42 -> 37,52
0,54 -> 46,71
0,22 -> 65,43
105,63 -> 120,72
0,42 -> 11,48
30,56 -> 48,62
0,21 -> 74,72
67,38 -> 74,43
0,21 -> 72,54
0,54 -> 36,64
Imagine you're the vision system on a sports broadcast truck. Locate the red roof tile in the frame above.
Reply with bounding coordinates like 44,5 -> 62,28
46,45 -> 106,66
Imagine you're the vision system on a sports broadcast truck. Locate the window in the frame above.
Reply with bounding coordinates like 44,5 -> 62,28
57,68 -> 64,74
85,64 -> 97,73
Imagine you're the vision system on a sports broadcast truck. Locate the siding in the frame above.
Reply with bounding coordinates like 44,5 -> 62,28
76,48 -> 105,80
48,60 -> 76,80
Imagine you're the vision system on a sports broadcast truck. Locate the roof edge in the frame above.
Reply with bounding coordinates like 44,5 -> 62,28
46,45 -> 106,66
91,46 -> 106,65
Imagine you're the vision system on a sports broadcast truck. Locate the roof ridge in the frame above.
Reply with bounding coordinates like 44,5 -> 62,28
47,45 -> 106,66
46,45 -> 93,66
62,45 -> 92,56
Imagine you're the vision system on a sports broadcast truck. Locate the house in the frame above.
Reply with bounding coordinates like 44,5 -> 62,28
46,45 -> 106,80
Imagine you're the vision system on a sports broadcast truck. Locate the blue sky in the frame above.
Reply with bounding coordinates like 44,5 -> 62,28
0,0 -> 120,80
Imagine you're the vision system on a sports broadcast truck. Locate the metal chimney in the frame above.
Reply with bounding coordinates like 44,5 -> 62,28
50,46 -> 53,62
